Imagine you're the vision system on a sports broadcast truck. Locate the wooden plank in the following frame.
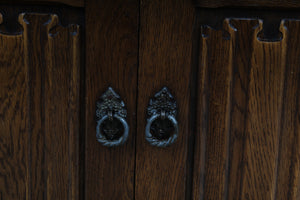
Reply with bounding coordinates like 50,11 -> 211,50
275,20 -> 300,200
226,19 -> 259,200
20,13 -> 50,199
135,0 -> 195,199
85,0 -> 139,199
0,14 -> 29,199
20,13 -> 81,199
192,19 -> 209,200
194,0 -> 300,8
192,20 -> 233,200
44,15 -> 80,199
240,21 -> 287,200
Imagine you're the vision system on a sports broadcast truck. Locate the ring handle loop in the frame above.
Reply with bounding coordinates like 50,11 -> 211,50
96,114 -> 129,147
145,114 -> 178,147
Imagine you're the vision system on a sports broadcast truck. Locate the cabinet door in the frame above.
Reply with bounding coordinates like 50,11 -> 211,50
135,0 -> 195,199
84,0 -> 196,199
84,0 -> 139,199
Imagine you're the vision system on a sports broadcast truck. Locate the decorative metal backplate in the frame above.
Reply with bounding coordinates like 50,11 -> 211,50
96,87 -> 129,147
146,87 -> 178,147
147,87 -> 177,117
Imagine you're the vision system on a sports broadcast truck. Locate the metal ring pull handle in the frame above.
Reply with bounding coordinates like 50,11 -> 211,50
145,87 -> 178,147
96,87 -> 129,147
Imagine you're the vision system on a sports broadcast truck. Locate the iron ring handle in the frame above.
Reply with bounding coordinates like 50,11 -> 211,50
96,114 -> 129,147
145,113 -> 179,147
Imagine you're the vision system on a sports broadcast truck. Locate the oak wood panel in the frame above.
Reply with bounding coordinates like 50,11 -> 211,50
275,20 -> 300,200
0,13 -> 81,199
241,21 -> 287,200
193,19 -> 300,199
192,19 -> 208,200
85,0 -> 139,199
192,20 -> 234,200
20,13 -> 49,200
226,19 -> 259,200
44,15 -> 80,199
7,0 -> 83,7
135,0 -> 195,199
0,14 -> 29,199
21,13 -> 81,199
194,0 -> 300,8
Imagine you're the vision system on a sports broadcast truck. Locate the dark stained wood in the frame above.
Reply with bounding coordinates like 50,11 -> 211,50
192,20 -> 234,200
0,14 -> 29,199
135,0 -> 195,199
21,13 -> 81,199
241,21 -> 286,200
20,13 -> 50,200
275,20 -> 300,200
193,19 -> 300,199
0,13 -> 80,199
44,15 -> 80,199
7,0 -> 84,7
226,19 -> 259,200
194,0 -> 300,8
85,0 -> 139,199
1,2 -> 300,199
192,19 -> 208,200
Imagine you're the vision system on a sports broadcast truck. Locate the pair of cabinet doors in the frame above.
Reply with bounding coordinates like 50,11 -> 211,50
0,0 -> 299,199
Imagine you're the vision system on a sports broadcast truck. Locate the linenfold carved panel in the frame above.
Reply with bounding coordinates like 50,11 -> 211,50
0,13 -> 81,199
193,18 -> 300,200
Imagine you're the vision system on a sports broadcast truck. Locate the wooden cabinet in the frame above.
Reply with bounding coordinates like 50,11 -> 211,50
0,0 -> 299,199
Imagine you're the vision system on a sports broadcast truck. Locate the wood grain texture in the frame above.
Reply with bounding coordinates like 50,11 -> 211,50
275,20 -> 300,200
7,0 -> 83,7
193,19 -> 300,199
85,0 -> 138,199
0,14 -> 29,199
21,13 -> 81,200
44,15 -> 80,199
20,13 -> 50,200
135,0 -> 195,199
241,21 -> 286,200
193,20 -> 234,200
0,13 -> 81,199
227,19 -> 259,200
194,0 -> 300,8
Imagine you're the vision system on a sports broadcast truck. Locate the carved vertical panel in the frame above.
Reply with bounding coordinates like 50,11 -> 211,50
227,19 -> 259,200
193,20 -> 234,199
0,13 -> 80,199
20,14 -> 50,199
193,18 -> 300,199
44,15 -> 80,200
275,20 -> 300,200
241,20 -> 287,200
0,14 -> 29,199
